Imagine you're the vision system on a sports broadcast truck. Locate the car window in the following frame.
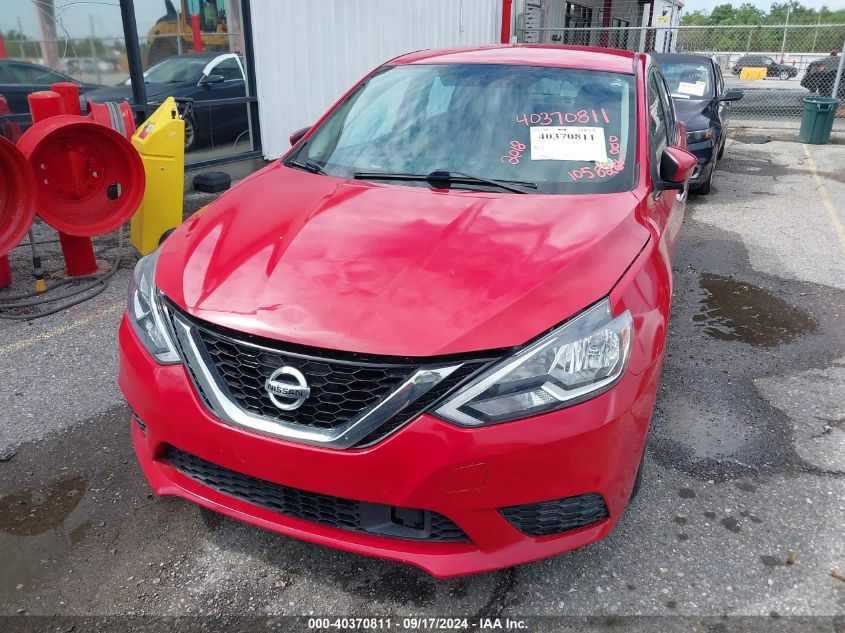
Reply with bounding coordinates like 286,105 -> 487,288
8,63 -> 68,85
763,57 -> 775,66
648,72 -> 668,160
211,57 -> 243,81
329,73 -> 414,149
656,75 -> 675,142
144,56 -> 208,83
295,63 -> 637,195
659,61 -> 714,99
0,65 -> 12,83
714,64 -> 724,94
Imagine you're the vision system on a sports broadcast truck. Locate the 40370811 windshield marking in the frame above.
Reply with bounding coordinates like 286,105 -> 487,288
516,109 -> 611,126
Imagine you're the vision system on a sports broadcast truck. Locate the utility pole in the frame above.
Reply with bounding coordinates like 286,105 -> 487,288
780,0 -> 793,63
36,0 -> 59,69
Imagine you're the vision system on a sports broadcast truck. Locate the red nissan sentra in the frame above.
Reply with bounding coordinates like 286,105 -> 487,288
119,45 -> 695,577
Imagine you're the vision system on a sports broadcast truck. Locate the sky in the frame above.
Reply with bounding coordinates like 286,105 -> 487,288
2,0 -> 170,40
2,0 -> 845,41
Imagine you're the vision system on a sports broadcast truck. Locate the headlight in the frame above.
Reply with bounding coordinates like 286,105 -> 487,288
686,128 -> 714,144
435,299 -> 633,427
126,248 -> 180,364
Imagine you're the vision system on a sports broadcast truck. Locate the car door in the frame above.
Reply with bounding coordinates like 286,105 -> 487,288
193,55 -> 247,142
762,57 -> 778,77
0,62 -> 33,114
646,69 -> 685,268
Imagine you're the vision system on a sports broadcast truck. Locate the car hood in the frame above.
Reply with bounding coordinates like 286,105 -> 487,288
157,164 -> 651,357
672,98 -> 714,132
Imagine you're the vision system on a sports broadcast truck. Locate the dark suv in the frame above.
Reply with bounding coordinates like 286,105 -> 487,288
801,56 -> 845,97
731,55 -> 798,80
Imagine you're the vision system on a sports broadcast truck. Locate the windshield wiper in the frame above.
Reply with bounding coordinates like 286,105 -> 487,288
287,159 -> 326,175
353,170 -> 537,194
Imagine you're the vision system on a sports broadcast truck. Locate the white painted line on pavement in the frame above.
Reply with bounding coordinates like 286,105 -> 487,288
802,144 -> 845,252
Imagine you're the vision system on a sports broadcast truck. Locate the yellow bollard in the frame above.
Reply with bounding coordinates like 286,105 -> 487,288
130,97 -> 185,255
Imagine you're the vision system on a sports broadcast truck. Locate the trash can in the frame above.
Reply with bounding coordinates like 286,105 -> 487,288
798,97 -> 840,145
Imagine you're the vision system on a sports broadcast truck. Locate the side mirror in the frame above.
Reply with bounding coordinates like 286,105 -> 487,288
655,146 -> 697,191
289,126 -> 310,146
200,74 -> 225,85
719,88 -> 744,102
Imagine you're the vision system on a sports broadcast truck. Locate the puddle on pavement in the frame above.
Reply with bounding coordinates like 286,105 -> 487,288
0,475 -> 92,596
0,475 -> 87,536
693,274 -> 818,347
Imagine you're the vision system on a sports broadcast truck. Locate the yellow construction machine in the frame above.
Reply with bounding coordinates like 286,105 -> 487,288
146,0 -> 230,65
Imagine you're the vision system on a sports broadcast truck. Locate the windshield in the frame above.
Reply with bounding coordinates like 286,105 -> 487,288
660,62 -> 714,100
290,64 -> 637,195
143,57 -> 207,83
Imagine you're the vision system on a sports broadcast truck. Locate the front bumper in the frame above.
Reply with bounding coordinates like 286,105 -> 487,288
686,138 -> 717,185
119,316 -> 662,577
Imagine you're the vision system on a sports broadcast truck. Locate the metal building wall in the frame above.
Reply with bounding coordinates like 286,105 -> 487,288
250,0 -> 502,159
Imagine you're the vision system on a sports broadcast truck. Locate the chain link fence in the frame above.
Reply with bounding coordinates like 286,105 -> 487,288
519,23 -> 845,130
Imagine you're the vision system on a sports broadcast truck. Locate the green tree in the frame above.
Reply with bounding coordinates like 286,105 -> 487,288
678,3 -> 845,54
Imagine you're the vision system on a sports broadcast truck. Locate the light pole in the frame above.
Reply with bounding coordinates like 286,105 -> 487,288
780,0 -> 793,63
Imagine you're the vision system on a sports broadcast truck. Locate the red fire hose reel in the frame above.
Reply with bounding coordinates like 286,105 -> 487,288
0,136 -> 37,288
17,115 -> 145,237
0,82 -> 145,289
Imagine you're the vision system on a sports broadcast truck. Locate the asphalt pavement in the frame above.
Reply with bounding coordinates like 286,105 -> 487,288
1,136 -> 844,631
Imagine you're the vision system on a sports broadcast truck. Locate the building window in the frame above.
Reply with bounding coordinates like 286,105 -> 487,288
563,2 -> 593,45
611,18 -> 631,50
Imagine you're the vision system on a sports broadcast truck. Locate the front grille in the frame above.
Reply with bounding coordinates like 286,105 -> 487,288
165,446 -> 468,542
168,304 -> 497,446
198,327 -> 411,430
499,493 -> 609,537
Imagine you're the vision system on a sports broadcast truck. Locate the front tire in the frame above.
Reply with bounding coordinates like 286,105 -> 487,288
184,113 -> 198,152
778,70 -> 790,81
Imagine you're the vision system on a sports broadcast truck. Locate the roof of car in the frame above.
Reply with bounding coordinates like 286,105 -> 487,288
652,53 -> 714,64
0,59 -> 54,68
169,52 -> 224,60
390,45 -> 638,74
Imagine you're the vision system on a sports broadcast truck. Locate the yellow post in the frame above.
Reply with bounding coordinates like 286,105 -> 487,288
740,66 -> 767,81
130,97 -> 185,255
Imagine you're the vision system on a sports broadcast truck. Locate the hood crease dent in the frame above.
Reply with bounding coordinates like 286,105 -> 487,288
157,164 -> 650,357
